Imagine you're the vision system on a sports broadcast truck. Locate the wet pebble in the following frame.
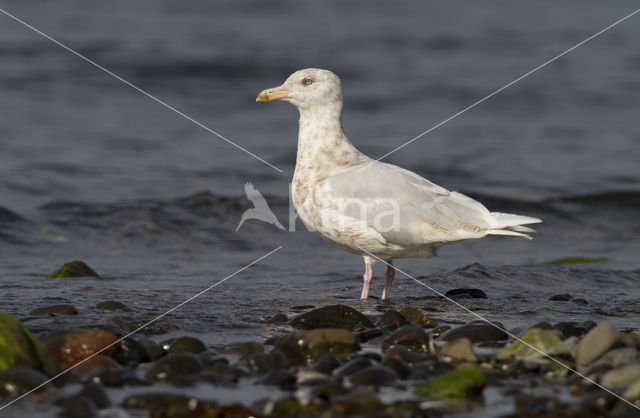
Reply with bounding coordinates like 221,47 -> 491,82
354,328 -> 384,343
258,368 -> 296,386
0,314 -> 51,373
444,288 -> 487,299
56,381 -> 110,417
216,341 -> 263,355
384,324 -> 430,352
553,322 -> 587,339
168,336 -> 207,354
429,325 -> 451,338
497,328 -> 567,362
310,353 -> 340,374
0,366 -> 48,397
377,310 -> 409,330
334,357 -> 373,377
350,365 -> 397,386
29,304 -> 78,316
71,354 -> 121,377
549,293 -> 572,301
600,363 -> 640,389
115,337 -> 150,365
122,392 -> 199,410
275,328 -> 357,365
381,356 -> 410,379
245,350 -> 289,375
290,305 -> 373,330
265,313 -> 288,324
440,337 -> 478,362
415,366 -> 485,399
385,345 -> 430,364
572,322 -> 619,366
441,321 -> 507,343
145,353 -> 201,383
399,306 -> 437,327
95,301 -> 129,311
44,329 -> 119,368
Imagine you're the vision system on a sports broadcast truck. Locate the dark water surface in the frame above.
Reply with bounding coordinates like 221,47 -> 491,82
1,0 -> 640,415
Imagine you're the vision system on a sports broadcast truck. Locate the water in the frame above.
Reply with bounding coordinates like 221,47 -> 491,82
1,0 -> 639,415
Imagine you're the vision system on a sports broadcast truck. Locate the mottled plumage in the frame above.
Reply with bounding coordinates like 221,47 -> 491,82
257,68 -> 541,300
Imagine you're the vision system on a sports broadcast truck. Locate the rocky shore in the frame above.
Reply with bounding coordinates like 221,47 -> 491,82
0,262 -> 639,417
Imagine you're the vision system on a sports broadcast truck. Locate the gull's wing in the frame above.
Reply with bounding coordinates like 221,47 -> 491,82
324,162 -> 499,246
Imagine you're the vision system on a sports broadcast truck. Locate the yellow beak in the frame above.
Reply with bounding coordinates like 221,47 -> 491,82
256,85 -> 289,102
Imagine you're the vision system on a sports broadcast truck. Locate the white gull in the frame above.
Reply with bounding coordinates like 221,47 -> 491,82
257,68 -> 541,300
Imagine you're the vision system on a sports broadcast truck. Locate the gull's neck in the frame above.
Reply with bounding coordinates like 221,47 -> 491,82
294,105 -> 366,180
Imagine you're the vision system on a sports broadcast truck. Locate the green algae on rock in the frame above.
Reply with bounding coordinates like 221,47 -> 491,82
415,367 -> 485,399
398,307 -> 437,328
496,327 -> 567,362
46,260 -> 100,278
0,313 -> 50,373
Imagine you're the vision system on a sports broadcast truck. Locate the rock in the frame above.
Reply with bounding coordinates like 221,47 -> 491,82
398,307 -> 437,327
95,301 -> 129,311
265,313 -> 288,324
440,337 -> 478,362
0,314 -> 50,373
587,348 -> 640,371
70,355 -> 121,377
572,322 -> 619,367
29,304 -> 78,316
622,380 -> 640,402
354,328 -> 384,343
245,351 -> 289,375
376,310 -> 409,330
216,341 -> 263,355
266,398 -> 316,415
109,315 -> 178,336
384,324 -> 430,352
600,364 -> 640,389
44,329 -> 119,368
0,366 -> 48,397
619,332 -> 639,350
549,293 -> 572,301
57,397 -> 95,418
168,336 -> 207,354
444,288 -> 487,299
339,388 -> 385,416
145,353 -> 201,382
290,305 -> 373,330
139,339 -> 165,361
384,345 -> 430,364
46,260 -> 100,278
415,366 -> 485,399
115,337 -> 150,365
274,328 -> 358,366
310,353 -> 340,375
496,328 -> 567,362
381,357 -> 410,379
553,322 -> 587,339
350,365 -> 397,387
59,380 -> 110,409
573,298 -> 588,305
89,368 -> 149,387
429,325 -> 451,338
441,321 -> 507,343
334,357 -> 373,377
258,368 -> 296,386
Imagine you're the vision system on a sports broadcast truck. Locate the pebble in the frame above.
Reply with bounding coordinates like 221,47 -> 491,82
145,353 -> 202,382
398,307 -> 437,327
310,353 -> 340,374
444,288 -> 487,299
572,322 -> 619,367
0,366 -> 48,397
290,305 -> 374,330
381,357 -> 410,379
496,328 -> 566,362
549,293 -> 572,301
122,392 -> 197,410
586,348 -> 640,371
334,357 -> 373,377
95,301 -> 129,311
265,313 -> 288,323
116,337 -> 150,365
441,321 -> 508,343
384,324 -> 430,352
29,304 -> 78,316
0,314 -> 51,373
274,328 -> 357,366
44,329 -> 119,368
168,336 -> 207,354
600,363 -> 640,389
350,365 -> 397,386
245,350 -> 289,375
553,322 -> 587,339
377,310 -> 409,330
415,366 -> 485,399
385,345 -> 430,364
216,341 -> 263,355
71,355 -> 121,377
258,368 -> 296,386
441,337 -> 478,362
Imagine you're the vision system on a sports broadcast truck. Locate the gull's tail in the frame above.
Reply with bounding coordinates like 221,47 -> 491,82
487,212 -> 542,240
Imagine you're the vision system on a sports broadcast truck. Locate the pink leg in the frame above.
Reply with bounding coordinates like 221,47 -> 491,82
381,260 -> 394,300
360,263 -> 373,300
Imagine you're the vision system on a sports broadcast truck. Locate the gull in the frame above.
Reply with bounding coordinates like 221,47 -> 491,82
257,68 -> 541,300
236,182 -> 285,231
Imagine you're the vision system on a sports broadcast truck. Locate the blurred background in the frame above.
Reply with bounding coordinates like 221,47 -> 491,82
0,0 -> 639,342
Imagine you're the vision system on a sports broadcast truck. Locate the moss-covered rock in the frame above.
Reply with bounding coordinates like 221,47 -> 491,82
496,327 -> 567,362
399,307 -> 437,327
46,260 -> 100,278
0,313 -> 51,374
415,367 -> 485,399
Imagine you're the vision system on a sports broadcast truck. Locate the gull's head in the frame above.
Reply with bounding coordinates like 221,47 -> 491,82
256,68 -> 343,111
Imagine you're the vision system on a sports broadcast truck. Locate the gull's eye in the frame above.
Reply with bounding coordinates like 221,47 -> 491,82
302,78 -> 313,86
